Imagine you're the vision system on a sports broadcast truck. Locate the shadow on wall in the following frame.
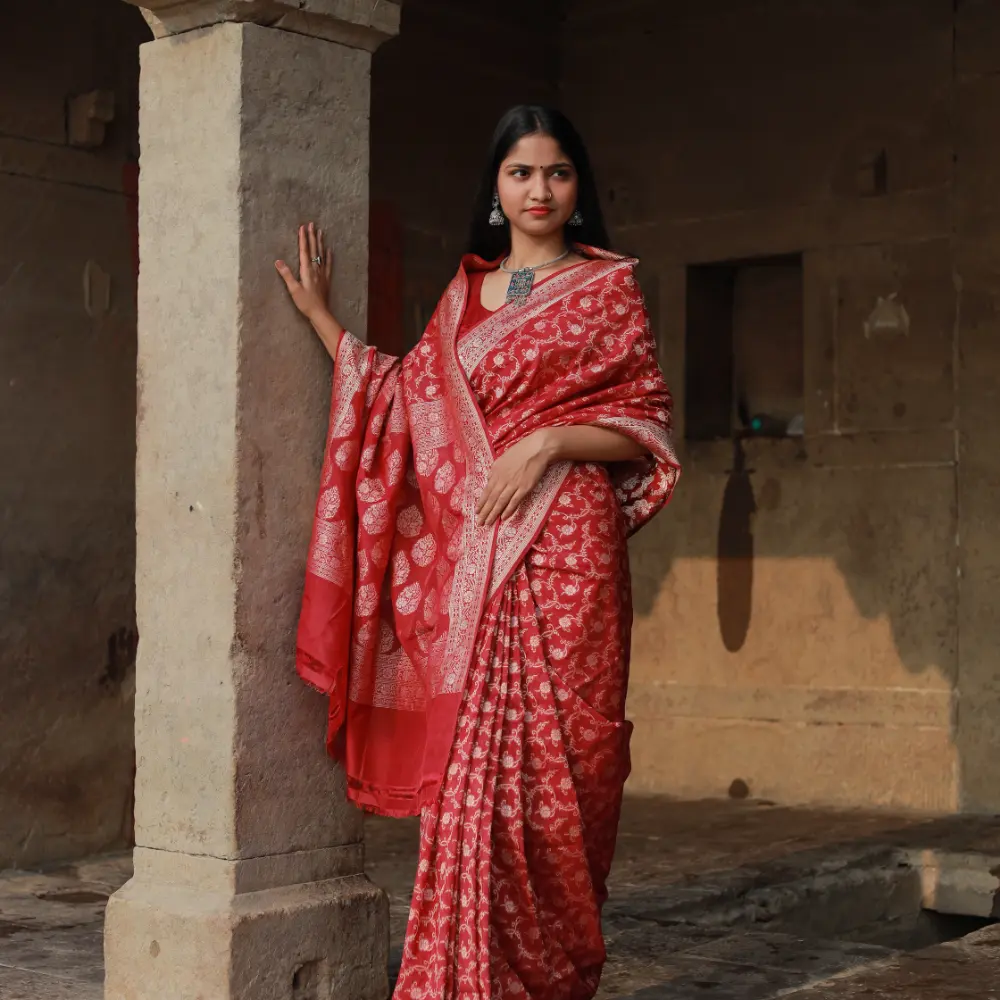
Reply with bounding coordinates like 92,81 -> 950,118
623,433 -> 964,809
629,253 -> 958,685
622,247 -> 965,810
365,0 -> 977,811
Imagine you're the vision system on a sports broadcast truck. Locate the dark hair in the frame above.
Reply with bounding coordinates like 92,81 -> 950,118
466,105 -> 612,260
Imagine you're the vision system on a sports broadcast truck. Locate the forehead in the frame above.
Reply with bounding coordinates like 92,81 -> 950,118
502,133 -> 571,166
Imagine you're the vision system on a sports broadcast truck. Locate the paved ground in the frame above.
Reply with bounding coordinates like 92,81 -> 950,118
365,797 -> 1000,998
1,798 -> 999,998
0,853 -> 128,998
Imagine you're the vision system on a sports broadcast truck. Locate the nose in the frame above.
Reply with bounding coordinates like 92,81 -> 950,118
530,172 -> 552,203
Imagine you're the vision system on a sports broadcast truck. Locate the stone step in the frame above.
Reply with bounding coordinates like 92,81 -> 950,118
895,847 -> 1000,920
782,922 -> 1000,999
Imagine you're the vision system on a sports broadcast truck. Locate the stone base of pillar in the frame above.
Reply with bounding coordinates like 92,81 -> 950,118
104,851 -> 388,1000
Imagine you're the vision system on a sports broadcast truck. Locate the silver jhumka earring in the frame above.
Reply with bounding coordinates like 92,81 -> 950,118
568,208 -> 584,226
489,192 -> 506,227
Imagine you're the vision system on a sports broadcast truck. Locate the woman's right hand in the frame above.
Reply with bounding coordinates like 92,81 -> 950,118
275,222 -> 334,322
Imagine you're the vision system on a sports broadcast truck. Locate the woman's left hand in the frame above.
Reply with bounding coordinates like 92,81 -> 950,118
477,430 -> 557,527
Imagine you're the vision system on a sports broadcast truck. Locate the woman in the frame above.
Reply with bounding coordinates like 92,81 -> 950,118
276,105 -> 679,1000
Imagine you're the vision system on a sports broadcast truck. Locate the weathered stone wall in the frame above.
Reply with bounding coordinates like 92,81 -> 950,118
0,0 -> 555,869
563,0 -> 1000,812
0,0 -> 149,866
6,0 -> 994,877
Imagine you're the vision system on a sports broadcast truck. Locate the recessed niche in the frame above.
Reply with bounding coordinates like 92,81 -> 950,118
685,254 -> 805,441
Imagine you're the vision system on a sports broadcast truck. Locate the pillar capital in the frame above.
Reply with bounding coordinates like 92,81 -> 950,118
125,0 -> 400,51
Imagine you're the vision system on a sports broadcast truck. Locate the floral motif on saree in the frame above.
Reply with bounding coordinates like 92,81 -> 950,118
296,246 -> 679,999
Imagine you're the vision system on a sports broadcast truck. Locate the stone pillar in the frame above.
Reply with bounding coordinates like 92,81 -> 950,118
104,4 -> 400,998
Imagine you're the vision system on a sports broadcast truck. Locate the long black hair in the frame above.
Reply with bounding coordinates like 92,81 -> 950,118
466,105 -> 612,260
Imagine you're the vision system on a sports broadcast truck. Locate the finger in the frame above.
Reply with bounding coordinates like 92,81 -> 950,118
475,483 -> 496,518
476,482 -> 501,523
274,260 -> 301,293
308,223 -> 319,266
477,466 -> 497,495
298,225 -> 309,278
483,495 -> 513,526
477,471 -> 508,516
317,227 -> 325,261
500,490 -> 526,521
482,485 -> 518,526
476,468 -> 500,509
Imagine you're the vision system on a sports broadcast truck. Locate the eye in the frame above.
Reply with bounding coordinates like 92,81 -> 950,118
509,168 -> 530,179
552,168 -> 574,180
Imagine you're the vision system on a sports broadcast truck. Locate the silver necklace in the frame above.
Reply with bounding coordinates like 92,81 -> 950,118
500,248 -> 571,306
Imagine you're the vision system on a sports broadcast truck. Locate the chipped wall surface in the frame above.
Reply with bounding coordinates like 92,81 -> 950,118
0,0 -> 149,866
563,0 -> 1000,812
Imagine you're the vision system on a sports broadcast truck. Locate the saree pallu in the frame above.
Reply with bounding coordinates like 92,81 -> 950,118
296,247 -> 679,999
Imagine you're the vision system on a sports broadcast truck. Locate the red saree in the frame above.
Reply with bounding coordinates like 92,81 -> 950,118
296,246 -> 679,999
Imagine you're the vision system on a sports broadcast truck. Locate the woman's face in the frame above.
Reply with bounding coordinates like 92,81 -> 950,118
496,133 -> 579,240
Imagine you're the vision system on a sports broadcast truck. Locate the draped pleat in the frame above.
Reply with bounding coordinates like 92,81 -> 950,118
394,465 -> 634,1000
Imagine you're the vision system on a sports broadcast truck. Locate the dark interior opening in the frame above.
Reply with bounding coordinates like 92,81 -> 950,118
685,254 -> 805,441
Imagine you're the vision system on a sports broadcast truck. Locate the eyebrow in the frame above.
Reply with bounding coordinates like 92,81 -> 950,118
506,161 -> 574,170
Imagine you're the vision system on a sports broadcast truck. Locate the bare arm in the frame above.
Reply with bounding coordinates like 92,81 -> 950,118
275,221 -> 344,361
308,308 -> 344,362
531,425 -> 646,465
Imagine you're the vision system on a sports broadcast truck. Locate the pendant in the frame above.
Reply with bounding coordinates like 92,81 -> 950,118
505,268 -> 535,307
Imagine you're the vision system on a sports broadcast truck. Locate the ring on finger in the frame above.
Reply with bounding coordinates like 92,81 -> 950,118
311,255 -> 322,265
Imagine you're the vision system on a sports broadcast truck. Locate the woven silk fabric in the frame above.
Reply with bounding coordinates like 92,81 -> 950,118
296,247 -> 679,819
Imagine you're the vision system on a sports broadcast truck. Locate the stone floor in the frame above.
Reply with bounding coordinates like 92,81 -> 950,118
1,797 -> 999,998
0,853 -> 128,998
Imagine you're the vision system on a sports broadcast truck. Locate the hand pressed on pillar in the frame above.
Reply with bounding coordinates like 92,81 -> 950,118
275,222 -> 344,359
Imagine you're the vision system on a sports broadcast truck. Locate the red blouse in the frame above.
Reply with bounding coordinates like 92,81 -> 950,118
460,262 -> 593,338
460,270 -> 495,334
